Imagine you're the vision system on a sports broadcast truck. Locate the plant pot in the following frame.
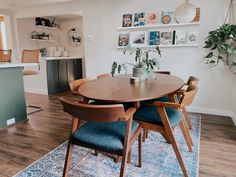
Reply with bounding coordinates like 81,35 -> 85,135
133,68 -> 146,81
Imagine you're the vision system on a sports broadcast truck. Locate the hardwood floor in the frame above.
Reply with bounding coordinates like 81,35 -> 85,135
0,92 -> 235,177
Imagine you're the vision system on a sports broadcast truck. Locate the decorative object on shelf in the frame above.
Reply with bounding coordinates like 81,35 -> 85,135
161,11 -> 176,24
147,12 -> 158,25
134,13 -> 145,26
192,8 -> 200,22
160,31 -> 173,45
118,33 -> 129,47
204,0 -> 236,75
35,17 -> 60,30
175,0 -> 196,23
111,45 -> 161,81
175,30 -> 188,45
149,31 -> 161,45
130,31 -> 148,47
40,48 -> 47,57
122,14 -> 132,27
187,31 -> 198,44
69,28 -> 81,47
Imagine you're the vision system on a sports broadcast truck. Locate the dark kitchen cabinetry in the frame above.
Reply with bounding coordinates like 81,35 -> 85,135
46,58 -> 82,94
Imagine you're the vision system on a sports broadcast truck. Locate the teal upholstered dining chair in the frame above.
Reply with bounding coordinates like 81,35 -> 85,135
133,84 -> 198,177
60,97 -> 142,177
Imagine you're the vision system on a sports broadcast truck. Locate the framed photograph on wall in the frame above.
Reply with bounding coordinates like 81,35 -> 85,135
161,11 -> 176,24
160,31 -> 173,45
149,31 -> 160,45
122,14 -> 132,27
175,30 -> 188,45
118,33 -> 129,47
147,12 -> 158,25
130,31 -> 148,47
134,13 -> 145,26
187,31 -> 199,44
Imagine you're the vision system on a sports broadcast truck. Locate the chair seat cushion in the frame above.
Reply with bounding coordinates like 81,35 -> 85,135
134,105 -> 181,127
71,121 -> 139,155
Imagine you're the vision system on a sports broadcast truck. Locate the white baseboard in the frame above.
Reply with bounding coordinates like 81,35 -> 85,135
187,106 -> 236,126
24,88 -> 48,95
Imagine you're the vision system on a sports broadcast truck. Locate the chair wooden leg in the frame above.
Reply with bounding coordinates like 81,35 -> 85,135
94,150 -> 99,156
142,128 -> 147,142
145,130 -> 149,139
169,132 -> 189,177
160,132 -> 170,143
183,107 -> 193,129
138,134 -> 142,167
157,107 -> 189,177
182,116 -> 193,146
127,148 -> 132,163
63,142 -> 74,177
179,120 -> 192,152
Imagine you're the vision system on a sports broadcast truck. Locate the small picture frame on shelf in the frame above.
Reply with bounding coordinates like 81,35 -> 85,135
134,13 -> 146,26
175,30 -> 188,45
147,12 -> 158,25
149,31 -> 160,46
187,31 -> 199,44
161,11 -> 176,24
118,33 -> 129,47
122,14 -> 133,27
130,31 -> 148,47
160,31 -> 173,45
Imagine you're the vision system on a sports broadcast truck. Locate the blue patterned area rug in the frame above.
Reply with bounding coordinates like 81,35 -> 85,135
14,115 -> 201,177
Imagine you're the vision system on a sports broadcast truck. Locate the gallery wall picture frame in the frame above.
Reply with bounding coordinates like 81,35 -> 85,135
187,31 -> 199,44
122,14 -> 133,27
147,12 -> 158,25
175,30 -> 188,45
134,12 -> 146,26
118,33 -> 130,48
149,31 -> 161,46
130,31 -> 148,47
161,11 -> 176,24
160,31 -> 174,45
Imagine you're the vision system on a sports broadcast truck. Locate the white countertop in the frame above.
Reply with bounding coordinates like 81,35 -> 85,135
0,63 -> 38,69
41,56 -> 83,61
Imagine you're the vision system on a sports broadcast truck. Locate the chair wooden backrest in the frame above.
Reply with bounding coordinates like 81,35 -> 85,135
179,84 -> 198,107
0,49 -> 12,62
186,76 -> 199,87
97,73 -> 112,79
21,49 -> 40,63
60,97 -> 126,122
69,78 -> 91,92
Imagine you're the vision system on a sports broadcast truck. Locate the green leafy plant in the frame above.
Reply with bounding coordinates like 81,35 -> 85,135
111,45 -> 161,76
204,24 -> 236,73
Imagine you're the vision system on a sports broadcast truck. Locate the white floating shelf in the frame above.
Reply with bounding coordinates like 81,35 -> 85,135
30,39 -> 57,43
35,25 -> 61,31
117,44 -> 199,49
117,22 -> 200,31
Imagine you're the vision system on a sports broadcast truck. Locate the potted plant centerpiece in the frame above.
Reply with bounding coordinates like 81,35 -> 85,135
204,24 -> 236,74
111,45 -> 161,81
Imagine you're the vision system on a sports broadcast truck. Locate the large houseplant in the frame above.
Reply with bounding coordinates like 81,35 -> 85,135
204,24 -> 236,74
111,45 -> 161,80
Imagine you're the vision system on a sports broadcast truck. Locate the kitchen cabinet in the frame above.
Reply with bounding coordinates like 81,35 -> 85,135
46,58 -> 82,94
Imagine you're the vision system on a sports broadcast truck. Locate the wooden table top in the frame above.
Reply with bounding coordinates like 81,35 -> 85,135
78,74 -> 185,103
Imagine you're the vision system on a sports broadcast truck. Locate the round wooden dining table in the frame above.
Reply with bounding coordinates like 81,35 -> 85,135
78,74 -> 185,107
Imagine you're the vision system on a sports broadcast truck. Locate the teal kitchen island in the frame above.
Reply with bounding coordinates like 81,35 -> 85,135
0,63 -> 27,128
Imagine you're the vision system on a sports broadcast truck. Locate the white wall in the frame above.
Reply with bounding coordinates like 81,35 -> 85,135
13,0 -> 236,124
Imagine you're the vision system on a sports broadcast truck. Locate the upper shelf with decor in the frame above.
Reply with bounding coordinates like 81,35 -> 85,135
35,25 -> 61,31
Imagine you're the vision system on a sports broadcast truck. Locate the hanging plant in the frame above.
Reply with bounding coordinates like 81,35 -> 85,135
204,24 -> 236,74
204,0 -> 236,74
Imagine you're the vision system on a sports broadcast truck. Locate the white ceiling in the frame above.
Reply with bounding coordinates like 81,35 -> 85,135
0,0 -> 77,11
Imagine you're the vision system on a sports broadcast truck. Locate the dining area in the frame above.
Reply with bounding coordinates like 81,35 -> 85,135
56,72 -> 199,177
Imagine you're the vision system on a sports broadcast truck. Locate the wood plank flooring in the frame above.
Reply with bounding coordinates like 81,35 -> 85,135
0,92 -> 235,177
